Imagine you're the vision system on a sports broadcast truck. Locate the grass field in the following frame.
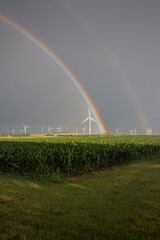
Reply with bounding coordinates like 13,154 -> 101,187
0,157 -> 160,240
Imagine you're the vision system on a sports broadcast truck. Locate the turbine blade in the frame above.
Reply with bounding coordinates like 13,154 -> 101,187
81,118 -> 89,124
91,117 -> 97,123
88,107 -> 91,117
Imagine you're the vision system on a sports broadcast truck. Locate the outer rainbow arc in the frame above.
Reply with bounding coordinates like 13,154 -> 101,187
0,13 -> 107,134
58,1 -> 149,133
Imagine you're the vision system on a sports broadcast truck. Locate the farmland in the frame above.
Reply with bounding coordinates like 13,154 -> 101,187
1,135 -> 160,176
0,135 -> 160,239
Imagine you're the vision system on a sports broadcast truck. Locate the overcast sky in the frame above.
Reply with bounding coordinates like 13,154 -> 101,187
0,0 -> 160,134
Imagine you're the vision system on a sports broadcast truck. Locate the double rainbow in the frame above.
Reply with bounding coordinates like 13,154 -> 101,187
0,13 -> 107,134
58,0 -> 149,133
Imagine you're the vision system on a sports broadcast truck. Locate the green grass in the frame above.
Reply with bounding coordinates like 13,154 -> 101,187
0,158 -> 160,240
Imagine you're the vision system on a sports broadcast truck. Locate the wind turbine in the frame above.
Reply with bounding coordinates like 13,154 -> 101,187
147,128 -> 152,135
23,124 -> 30,134
116,128 -> 119,135
22,124 -> 30,134
76,126 -> 78,136
81,107 -> 97,135
12,129 -> 15,135
57,125 -> 62,132
81,126 -> 86,134
48,126 -> 53,134
130,130 -> 134,135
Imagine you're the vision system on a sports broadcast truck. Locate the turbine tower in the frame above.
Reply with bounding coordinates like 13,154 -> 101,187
23,124 -> 30,134
41,125 -> 43,136
81,107 -> 97,135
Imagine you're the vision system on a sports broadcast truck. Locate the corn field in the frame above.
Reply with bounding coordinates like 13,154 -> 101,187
0,135 -> 160,176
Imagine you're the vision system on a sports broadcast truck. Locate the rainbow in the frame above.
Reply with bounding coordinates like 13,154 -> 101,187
0,13 -> 107,134
58,0 -> 149,133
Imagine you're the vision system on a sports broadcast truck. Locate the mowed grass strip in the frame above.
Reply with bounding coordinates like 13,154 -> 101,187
0,158 -> 160,240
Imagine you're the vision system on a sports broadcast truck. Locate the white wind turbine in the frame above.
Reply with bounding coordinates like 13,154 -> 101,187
81,107 -> 97,135
116,128 -> 119,135
48,126 -> 53,134
76,126 -> 78,136
147,128 -> 152,135
23,124 -> 30,134
150,128 -> 153,135
57,125 -> 62,132
81,126 -> 86,134
130,130 -> 134,135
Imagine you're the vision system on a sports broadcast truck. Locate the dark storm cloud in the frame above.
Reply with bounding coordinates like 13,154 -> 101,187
0,0 -> 160,134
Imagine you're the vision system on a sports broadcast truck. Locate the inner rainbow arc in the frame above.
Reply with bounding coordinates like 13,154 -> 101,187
0,13 -> 107,134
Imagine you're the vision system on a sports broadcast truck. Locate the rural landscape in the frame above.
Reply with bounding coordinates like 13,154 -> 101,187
0,134 -> 160,239
1,0 -> 160,239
